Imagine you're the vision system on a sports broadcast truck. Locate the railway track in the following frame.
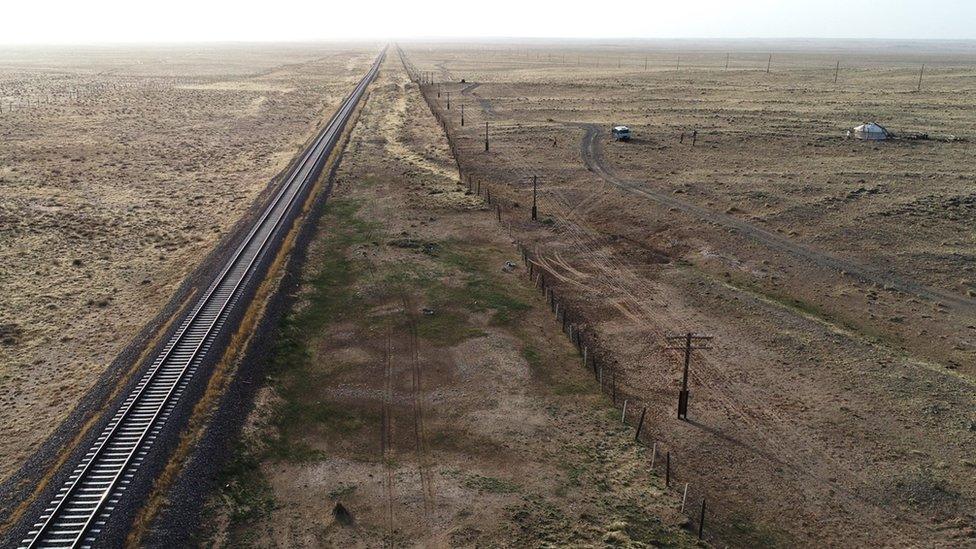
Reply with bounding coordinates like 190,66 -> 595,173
19,48 -> 385,549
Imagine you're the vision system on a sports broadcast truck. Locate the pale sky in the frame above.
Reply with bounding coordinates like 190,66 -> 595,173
3,0 -> 975,44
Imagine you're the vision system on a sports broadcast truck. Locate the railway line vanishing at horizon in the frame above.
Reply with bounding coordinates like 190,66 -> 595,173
18,48 -> 386,549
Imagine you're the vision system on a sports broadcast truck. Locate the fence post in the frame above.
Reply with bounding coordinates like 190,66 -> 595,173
635,407 -> 647,441
665,452 -> 671,487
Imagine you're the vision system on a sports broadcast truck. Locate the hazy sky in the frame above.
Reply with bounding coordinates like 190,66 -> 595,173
3,0 -> 975,44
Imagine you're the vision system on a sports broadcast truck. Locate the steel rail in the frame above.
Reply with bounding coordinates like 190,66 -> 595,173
22,48 -> 385,549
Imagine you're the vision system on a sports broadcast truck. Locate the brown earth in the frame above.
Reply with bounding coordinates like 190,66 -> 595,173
0,44 -> 377,481
203,56 -> 701,547
399,41 -> 976,547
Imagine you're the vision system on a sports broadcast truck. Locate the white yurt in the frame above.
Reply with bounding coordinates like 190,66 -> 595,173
852,122 -> 891,141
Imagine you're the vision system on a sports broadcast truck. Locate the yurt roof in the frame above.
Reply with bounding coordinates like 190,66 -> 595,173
854,122 -> 889,134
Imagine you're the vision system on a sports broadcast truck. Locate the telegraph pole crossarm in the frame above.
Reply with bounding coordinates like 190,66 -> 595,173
665,333 -> 713,420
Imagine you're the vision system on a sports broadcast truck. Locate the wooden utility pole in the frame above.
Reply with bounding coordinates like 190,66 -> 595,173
531,175 -> 538,220
725,52 -> 730,70
460,103 -> 464,126
676,56 -> 680,72
766,54 -> 772,73
834,60 -> 840,84
917,64 -> 925,91
484,121 -> 489,151
665,333 -> 713,420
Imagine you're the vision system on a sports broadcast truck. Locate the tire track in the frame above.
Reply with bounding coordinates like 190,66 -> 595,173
381,332 -> 395,547
400,294 -> 435,524
578,123 -> 976,316
459,82 -> 481,95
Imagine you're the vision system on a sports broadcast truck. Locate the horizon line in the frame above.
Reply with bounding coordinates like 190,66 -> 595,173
2,36 -> 976,47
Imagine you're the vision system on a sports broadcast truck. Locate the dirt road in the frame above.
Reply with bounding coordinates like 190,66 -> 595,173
401,44 -> 976,546
579,124 -> 976,316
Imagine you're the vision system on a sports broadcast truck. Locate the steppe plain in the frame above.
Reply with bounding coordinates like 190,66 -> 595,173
2,38 -> 975,548
399,40 -> 976,546
0,43 -> 375,480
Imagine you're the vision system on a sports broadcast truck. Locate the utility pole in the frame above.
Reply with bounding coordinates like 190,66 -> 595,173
725,53 -> 730,70
531,175 -> 538,220
766,54 -> 772,74
834,60 -> 840,84
484,121 -> 489,151
665,332 -> 713,420
917,64 -> 925,92
446,91 -> 450,110
460,103 -> 464,126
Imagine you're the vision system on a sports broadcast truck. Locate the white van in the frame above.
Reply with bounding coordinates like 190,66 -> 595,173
611,125 -> 631,141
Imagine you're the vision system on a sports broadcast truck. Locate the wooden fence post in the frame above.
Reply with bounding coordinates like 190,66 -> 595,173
635,407 -> 647,441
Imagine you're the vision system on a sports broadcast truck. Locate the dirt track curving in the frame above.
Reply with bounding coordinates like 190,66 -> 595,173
399,42 -> 976,547
579,124 -> 976,316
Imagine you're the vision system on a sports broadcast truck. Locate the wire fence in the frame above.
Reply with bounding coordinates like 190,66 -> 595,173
396,45 -> 765,544
390,48 -> 952,545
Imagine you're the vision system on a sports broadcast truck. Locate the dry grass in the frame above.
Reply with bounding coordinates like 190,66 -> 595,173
397,40 -> 976,546
204,57 -> 699,547
0,43 -> 377,481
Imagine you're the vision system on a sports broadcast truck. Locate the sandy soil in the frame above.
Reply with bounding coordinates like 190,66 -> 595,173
0,44 -> 377,481
203,57 -> 700,547
399,41 -> 976,546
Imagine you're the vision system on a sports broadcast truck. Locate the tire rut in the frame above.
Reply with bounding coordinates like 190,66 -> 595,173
578,123 -> 976,317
